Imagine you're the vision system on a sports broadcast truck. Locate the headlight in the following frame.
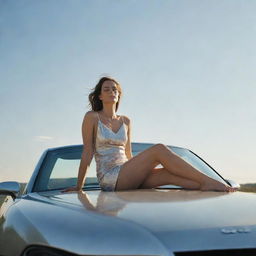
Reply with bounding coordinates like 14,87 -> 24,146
22,245 -> 160,256
22,245 -> 78,256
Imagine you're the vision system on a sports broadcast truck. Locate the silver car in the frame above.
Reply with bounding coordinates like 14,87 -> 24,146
1,143 -> 255,256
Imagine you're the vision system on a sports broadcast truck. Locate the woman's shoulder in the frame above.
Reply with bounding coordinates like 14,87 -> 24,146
120,115 -> 131,125
83,111 -> 98,123
85,110 -> 98,117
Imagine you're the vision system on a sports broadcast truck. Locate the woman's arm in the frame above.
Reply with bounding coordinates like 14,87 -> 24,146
124,116 -> 133,160
62,111 -> 95,192
77,111 -> 95,190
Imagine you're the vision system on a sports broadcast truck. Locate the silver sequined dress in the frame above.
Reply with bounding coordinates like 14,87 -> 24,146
94,112 -> 128,191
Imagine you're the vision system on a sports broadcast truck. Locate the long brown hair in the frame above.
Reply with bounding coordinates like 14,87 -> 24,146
88,76 -> 122,111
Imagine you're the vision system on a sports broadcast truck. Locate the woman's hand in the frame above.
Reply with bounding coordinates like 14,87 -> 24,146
61,186 -> 82,193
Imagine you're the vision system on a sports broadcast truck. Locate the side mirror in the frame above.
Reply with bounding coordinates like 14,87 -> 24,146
0,181 -> 21,199
225,179 -> 240,189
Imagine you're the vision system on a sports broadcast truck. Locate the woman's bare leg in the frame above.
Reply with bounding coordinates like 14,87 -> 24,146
115,144 -> 235,192
139,167 -> 201,190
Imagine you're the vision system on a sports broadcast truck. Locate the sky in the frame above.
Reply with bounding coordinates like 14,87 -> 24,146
0,0 -> 255,184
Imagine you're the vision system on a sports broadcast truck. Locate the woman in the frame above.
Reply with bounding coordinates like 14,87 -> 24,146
63,76 -> 236,193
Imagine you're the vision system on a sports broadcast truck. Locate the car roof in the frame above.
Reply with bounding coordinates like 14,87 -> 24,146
45,142 -> 189,152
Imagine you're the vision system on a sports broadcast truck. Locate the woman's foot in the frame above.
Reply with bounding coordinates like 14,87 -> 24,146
200,179 -> 237,192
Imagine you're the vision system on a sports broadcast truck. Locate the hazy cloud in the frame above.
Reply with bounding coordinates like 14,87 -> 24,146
34,136 -> 54,142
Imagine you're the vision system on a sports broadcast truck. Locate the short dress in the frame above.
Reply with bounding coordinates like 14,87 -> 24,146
94,112 -> 128,191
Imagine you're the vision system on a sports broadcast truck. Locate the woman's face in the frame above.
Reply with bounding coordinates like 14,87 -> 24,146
99,80 -> 119,104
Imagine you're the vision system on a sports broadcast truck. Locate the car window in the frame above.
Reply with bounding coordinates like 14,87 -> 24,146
170,147 -> 224,183
33,144 -> 225,192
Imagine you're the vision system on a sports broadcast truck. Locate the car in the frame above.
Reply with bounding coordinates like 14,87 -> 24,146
1,142 -> 256,256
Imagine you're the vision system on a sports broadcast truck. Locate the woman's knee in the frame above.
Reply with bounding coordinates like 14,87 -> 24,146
151,144 -> 176,161
153,143 -> 169,152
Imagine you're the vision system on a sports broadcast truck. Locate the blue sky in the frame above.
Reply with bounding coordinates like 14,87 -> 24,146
0,0 -> 255,184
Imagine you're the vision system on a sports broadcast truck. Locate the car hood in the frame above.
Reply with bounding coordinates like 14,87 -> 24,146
12,189 -> 256,254
37,189 -> 256,231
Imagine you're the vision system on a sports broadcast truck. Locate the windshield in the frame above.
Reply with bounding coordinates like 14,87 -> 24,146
33,143 -> 226,192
